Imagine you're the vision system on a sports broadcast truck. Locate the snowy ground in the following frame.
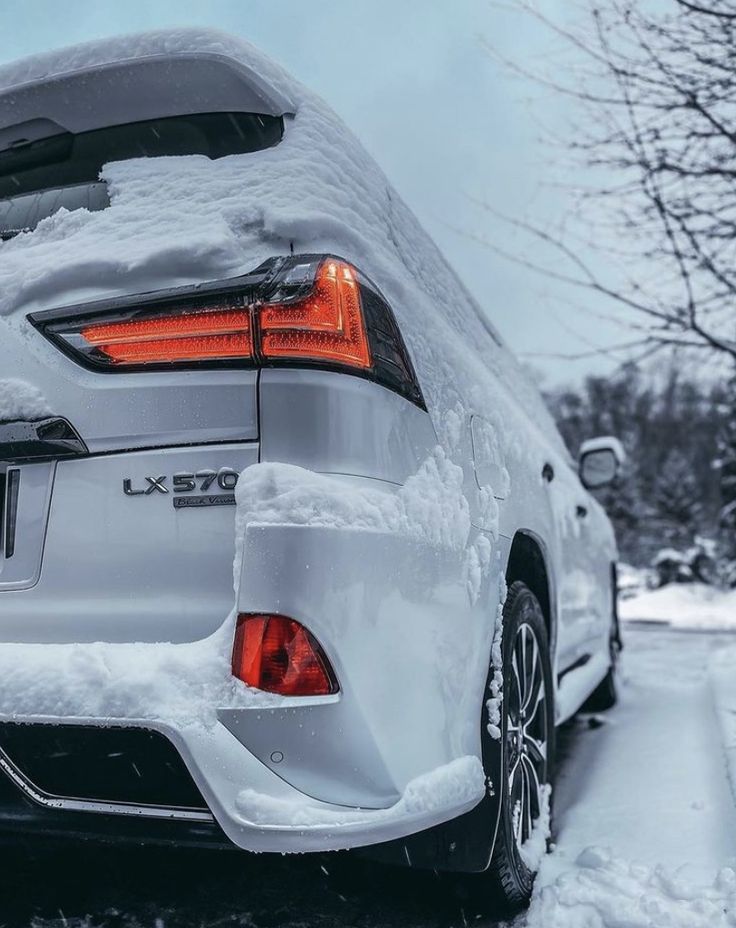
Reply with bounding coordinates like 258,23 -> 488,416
620,581 -> 736,630
525,624 -> 736,927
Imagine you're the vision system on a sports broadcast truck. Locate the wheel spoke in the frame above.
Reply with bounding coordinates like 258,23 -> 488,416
521,752 -> 543,819
525,733 -> 547,766
510,757 -> 524,842
525,675 -> 546,727
511,650 -> 524,713
521,759 -> 532,843
520,628 -> 529,703
507,750 -> 521,794
522,652 -> 542,716
525,634 -> 539,709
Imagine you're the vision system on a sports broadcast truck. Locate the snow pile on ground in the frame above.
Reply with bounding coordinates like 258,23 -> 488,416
519,784 -> 552,872
0,379 -> 51,421
620,582 -> 736,629
618,562 -> 652,600
527,846 -> 736,927
235,755 -> 484,827
526,627 -> 736,927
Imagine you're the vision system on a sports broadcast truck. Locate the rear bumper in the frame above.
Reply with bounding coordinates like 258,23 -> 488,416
0,713 -> 483,854
0,510 -> 494,853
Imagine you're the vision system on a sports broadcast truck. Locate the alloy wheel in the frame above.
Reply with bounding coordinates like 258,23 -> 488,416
506,622 -> 549,853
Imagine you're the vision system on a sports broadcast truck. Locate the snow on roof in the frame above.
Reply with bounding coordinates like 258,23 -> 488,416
652,548 -> 686,565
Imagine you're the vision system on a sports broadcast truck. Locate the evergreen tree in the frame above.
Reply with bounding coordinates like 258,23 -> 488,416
653,450 -> 702,548
544,362 -> 725,566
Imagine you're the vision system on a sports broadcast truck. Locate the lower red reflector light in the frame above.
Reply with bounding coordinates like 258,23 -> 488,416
232,614 -> 339,697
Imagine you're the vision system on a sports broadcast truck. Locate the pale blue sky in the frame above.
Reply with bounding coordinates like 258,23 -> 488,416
0,0 -> 625,386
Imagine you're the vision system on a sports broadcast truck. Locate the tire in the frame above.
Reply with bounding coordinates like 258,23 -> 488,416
461,581 -> 556,914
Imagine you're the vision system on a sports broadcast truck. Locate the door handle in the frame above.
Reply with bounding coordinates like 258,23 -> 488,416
576,504 -> 588,519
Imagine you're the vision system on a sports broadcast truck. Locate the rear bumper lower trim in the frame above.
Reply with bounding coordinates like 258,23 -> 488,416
0,728 -> 214,824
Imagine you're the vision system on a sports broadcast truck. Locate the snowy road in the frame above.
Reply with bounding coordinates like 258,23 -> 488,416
1,624 -> 735,927
549,625 -> 736,876
527,624 -> 736,926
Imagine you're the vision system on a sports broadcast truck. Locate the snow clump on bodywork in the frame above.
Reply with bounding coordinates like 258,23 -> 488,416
232,448 -> 471,582
0,380 -> 52,421
234,755 -> 485,828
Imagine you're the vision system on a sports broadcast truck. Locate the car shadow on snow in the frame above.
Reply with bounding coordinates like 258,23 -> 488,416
552,711 -> 611,838
0,839 -> 524,928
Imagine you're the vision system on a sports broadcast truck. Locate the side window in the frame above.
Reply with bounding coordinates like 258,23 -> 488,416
470,415 -> 509,501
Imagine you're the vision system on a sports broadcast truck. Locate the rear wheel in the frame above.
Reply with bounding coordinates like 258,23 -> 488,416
463,581 -> 555,913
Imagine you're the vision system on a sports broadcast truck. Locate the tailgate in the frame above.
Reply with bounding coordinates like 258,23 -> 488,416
0,443 -> 257,643
0,318 -> 259,644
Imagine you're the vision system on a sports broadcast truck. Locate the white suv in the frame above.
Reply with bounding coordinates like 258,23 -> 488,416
0,30 -> 621,913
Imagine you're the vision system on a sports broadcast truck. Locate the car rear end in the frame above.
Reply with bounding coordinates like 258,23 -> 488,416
0,42 -> 489,855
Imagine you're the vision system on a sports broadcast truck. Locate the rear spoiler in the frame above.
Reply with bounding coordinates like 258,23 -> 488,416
0,52 -> 293,151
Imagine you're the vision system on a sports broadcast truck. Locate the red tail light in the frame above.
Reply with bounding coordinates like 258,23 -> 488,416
232,613 -> 339,697
260,260 -> 371,369
81,309 -> 252,364
49,258 -> 369,371
30,253 -> 425,408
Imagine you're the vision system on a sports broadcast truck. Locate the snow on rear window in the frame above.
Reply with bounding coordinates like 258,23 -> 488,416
0,112 -> 283,200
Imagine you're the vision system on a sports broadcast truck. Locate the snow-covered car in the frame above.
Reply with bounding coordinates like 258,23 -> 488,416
0,30 -> 622,911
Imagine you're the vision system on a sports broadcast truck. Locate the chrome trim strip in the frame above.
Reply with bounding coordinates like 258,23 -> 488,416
0,747 -> 214,823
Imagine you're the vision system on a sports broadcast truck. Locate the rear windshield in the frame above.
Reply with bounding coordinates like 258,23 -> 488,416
0,112 -> 283,199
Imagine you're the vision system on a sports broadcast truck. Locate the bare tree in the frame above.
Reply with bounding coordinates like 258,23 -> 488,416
480,0 -> 736,364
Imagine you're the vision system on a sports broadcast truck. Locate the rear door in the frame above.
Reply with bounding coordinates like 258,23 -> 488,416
548,460 -> 610,667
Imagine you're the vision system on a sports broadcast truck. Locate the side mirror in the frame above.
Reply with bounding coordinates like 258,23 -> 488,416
579,436 -> 625,490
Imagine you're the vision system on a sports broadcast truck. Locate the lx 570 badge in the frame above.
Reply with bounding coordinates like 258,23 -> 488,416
123,468 -> 240,509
